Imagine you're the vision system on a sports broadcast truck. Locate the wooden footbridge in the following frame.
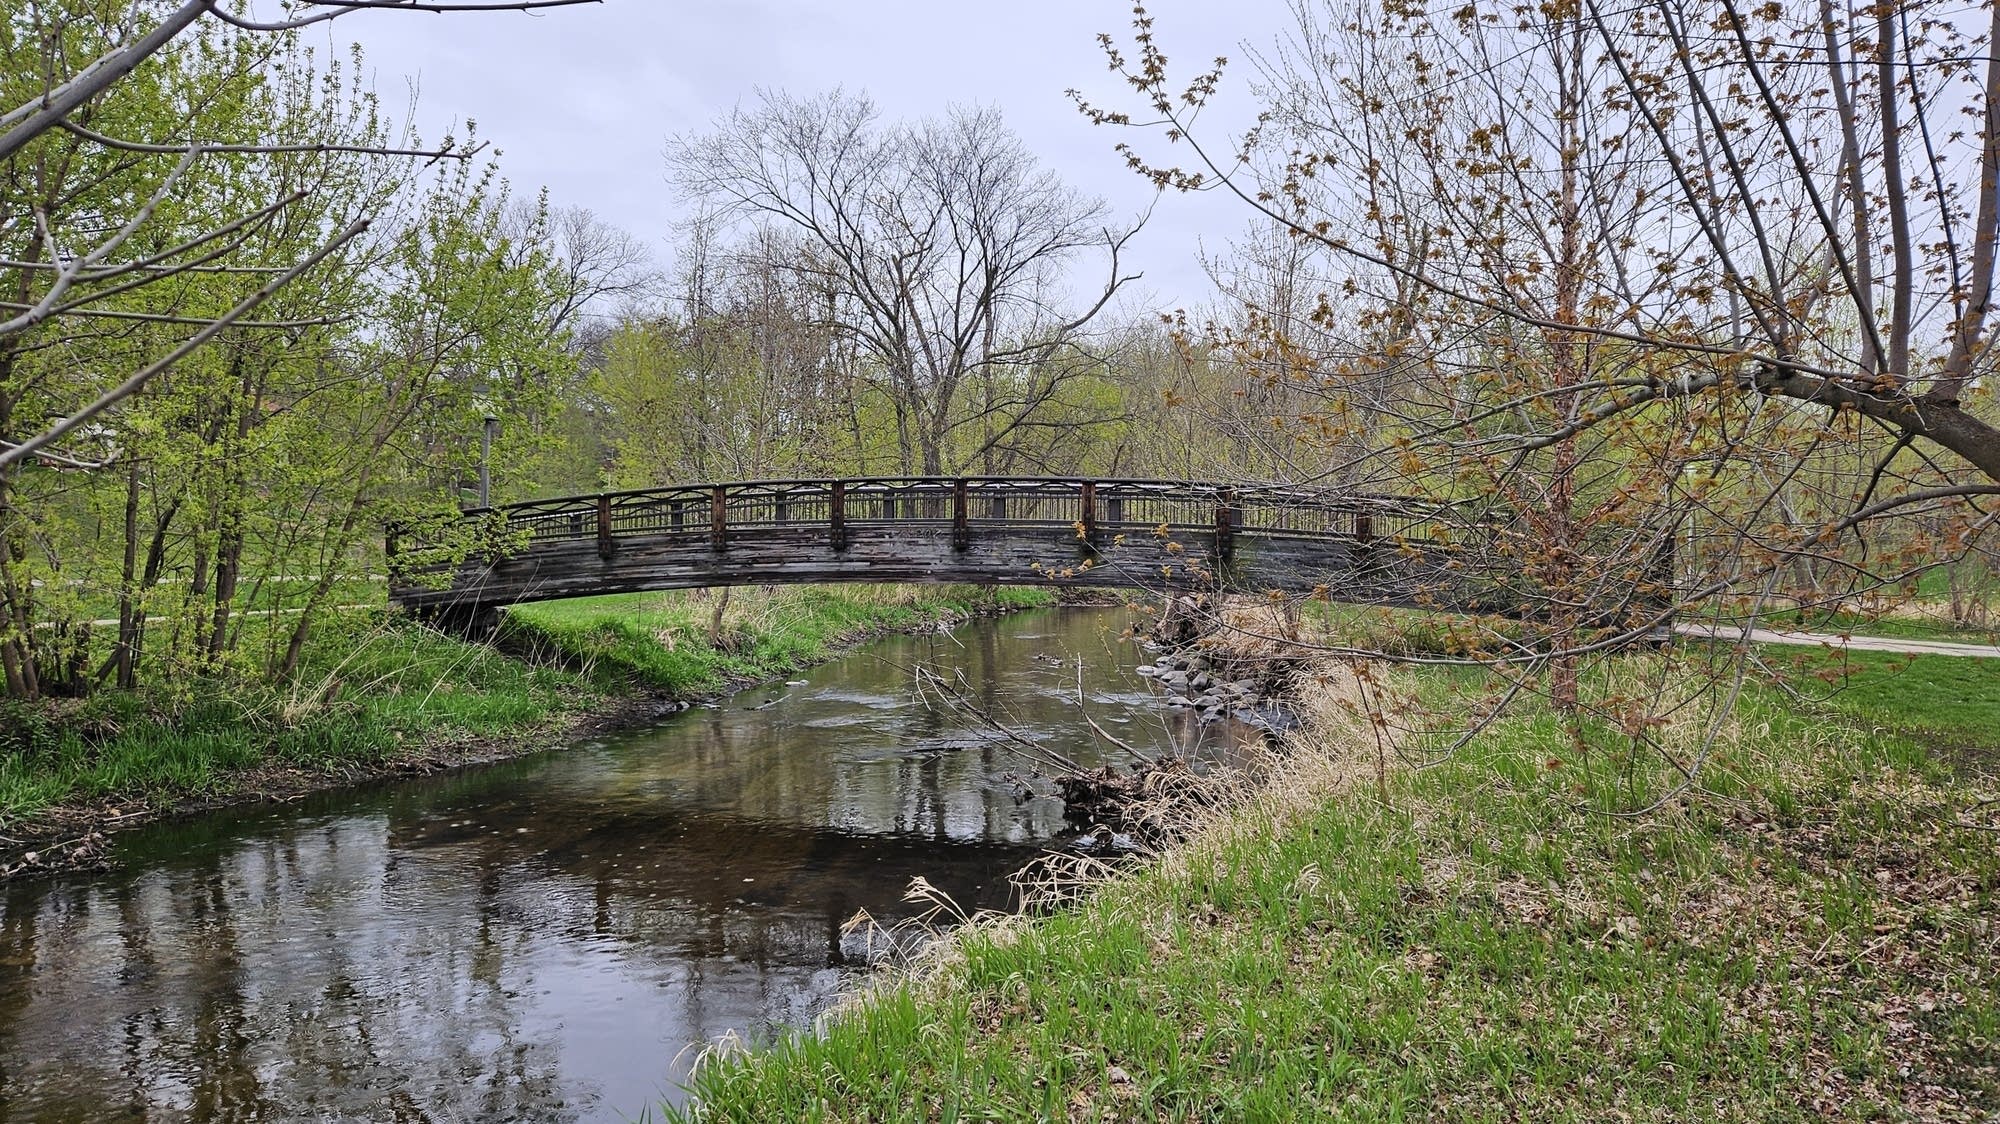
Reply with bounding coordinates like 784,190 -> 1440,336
386,476 -> 1654,634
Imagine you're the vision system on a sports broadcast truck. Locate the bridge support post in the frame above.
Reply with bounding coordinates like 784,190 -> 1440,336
711,487 -> 727,551
1079,481 -> 1097,546
1215,488 -> 1237,563
1644,521 -> 1678,645
830,481 -> 847,550
952,479 -> 969,552
597,495 -> 614,559
1351,507 -> 1376,577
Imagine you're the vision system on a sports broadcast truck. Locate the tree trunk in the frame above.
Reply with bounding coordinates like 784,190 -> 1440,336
114,460 -> 143,688
1545,20 -> 1588,726
0,382 -> 32,699
278,465 -> 375,679
707,584 -> 732,649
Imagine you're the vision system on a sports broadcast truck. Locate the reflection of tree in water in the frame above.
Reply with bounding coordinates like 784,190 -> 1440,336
0,609 -> 1227,1121
0,823 -> 580,1123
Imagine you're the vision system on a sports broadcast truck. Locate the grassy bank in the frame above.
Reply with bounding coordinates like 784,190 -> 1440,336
0,584 -> 1058,841
0,611 -> 597,831
502,584 -> 1058,694
673,653 -> 2000,1121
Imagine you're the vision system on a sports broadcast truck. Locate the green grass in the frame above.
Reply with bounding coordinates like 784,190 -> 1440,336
1305,593 -> 2000,658
1768,646 -> 2000,752
1758,609 -> 2000,646
671,659 -> 2000,1121
0,613 -> 593,824
504,584 -> 1057,694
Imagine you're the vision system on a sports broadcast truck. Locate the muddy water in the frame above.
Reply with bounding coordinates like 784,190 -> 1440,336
0,607 -> 1252,1122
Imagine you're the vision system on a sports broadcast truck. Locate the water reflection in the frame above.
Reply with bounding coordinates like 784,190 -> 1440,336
0,607 -> 1248,1122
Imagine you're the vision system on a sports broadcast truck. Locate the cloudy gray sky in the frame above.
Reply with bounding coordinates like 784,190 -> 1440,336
318,0 -> 1294,310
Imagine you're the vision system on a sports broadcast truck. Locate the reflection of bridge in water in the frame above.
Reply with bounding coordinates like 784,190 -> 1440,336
0,609 -> 1190,1122
389,476 -> 1512,631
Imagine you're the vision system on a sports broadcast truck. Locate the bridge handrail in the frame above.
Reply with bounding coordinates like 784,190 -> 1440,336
386,476 -> 1490,562
436,476 -> 1473,509
426,478 -> 1479,519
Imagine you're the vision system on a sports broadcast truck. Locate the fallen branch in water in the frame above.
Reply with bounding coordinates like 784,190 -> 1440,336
1073,658 -> 1159,766
909,664 -> 1084,774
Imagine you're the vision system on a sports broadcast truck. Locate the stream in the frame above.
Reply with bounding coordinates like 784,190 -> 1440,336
0,606 -> 1257,1122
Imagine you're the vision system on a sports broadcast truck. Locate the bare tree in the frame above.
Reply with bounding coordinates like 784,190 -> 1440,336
513,201 -> 661,337
668,90 -> 1143,475
1065,0 -> 2000,792
1081,0 -> 2000,489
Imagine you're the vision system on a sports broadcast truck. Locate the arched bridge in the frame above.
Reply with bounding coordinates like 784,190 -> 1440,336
386,477 -> 1642,631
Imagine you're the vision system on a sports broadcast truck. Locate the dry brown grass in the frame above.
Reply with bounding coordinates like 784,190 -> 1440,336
827,655 -> 1391,1014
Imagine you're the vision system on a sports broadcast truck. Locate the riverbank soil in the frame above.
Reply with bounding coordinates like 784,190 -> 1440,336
674,648 -> 2000,1121
0,584 -> 1057,881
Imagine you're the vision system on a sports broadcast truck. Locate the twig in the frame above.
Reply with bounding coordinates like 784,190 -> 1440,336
1073,658 -> 1154,765
0,218 -> 370,470
911,664 -> 1084,774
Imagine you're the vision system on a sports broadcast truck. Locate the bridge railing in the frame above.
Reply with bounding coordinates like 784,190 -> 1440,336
382,478 -> 1511,593
390,474 -> 1456,540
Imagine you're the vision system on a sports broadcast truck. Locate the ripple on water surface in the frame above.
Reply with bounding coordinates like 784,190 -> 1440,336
0,607 -> 1258,1123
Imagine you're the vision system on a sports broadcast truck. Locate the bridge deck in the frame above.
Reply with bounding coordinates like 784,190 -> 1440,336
386,477 -> 1543,630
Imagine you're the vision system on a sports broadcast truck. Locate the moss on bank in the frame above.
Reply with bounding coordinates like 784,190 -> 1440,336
670,656 -> 2000,1122
0,584 -> 1058,838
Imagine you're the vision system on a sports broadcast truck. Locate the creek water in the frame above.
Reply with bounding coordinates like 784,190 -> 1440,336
0,607 -> 1254,1123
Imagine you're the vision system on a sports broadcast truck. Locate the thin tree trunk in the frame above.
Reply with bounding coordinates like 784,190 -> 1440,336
0,383 -> 30,699
1822,0 -> 1880,374
1546,18 -> 1588,725
115,460 -> 142,688
278,465 -> 376,679
1876,7 -> 1915,377
0,555 -> 39,701
0,447 -> 38,700
208,523 -> 243,662
707,584 -> 732,649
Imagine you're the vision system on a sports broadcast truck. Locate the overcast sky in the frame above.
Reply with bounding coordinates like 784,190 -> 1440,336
315,0 -> 1294,312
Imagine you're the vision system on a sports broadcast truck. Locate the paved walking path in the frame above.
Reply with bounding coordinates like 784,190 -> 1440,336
1674,624 -> 2000,659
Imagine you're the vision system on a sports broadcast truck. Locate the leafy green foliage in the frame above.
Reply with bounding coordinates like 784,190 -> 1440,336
1,4 -> 593,699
